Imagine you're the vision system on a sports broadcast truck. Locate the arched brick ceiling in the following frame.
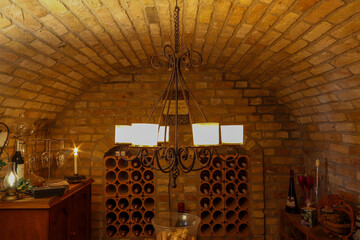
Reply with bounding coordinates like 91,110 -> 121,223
0,0 -> 359,124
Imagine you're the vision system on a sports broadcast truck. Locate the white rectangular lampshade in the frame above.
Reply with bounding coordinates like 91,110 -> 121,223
221,125 -> 244,144
115,125 -> 132,144
192,122 -> 219,146
158,126 -> 170,142
131,123 -> 159,147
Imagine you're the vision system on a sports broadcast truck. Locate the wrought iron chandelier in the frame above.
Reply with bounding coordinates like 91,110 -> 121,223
114,1 -> 243,188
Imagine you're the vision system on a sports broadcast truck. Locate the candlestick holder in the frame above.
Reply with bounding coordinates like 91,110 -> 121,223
66,174 -> 86,184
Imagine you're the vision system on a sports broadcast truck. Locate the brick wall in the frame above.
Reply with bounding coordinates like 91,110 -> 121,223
48,69 -> 302,240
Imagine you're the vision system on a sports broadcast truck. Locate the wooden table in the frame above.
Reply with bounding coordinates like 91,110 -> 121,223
0,178 -> 94,240
279,210 -> 343,240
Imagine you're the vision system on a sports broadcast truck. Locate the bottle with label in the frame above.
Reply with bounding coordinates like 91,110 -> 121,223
285,170 -> 299,213
12,140 -> 24,180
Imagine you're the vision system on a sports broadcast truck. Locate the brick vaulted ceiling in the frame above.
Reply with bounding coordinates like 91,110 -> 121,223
0,0 -> 359,123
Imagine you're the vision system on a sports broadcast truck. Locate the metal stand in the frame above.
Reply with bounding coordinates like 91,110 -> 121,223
32,138 -> 67,181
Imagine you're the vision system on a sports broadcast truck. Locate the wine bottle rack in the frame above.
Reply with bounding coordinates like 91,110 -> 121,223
199,155 -> 251,237
104,155 -> 156,238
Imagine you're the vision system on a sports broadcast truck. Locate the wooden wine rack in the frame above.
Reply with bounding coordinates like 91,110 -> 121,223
199,155 -> 251,238
104,155 -> 156,238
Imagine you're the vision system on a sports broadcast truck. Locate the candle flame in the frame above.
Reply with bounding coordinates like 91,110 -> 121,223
8,171 -> 16,187
74,147 -> 78,156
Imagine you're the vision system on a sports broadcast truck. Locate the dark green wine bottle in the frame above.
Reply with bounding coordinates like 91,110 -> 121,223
285,170 -> 299,214
12,140 -> 24,179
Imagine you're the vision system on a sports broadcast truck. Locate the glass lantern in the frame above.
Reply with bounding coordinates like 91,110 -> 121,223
1,162 -> 20,201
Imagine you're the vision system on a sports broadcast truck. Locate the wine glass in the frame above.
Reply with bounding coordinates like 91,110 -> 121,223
41,140 -> 52,168
55,140 -> 66,167
28,141 -> 37,175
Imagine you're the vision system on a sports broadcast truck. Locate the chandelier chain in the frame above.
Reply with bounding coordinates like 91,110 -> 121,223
174,5 -> 180,54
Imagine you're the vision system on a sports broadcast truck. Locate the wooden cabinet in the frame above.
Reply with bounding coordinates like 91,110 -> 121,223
279,210 -> 343,240
0,178 -> 94,240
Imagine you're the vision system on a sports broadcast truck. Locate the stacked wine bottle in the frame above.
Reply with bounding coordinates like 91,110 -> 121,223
199,155 -> 251,237
104,155 -> 156,238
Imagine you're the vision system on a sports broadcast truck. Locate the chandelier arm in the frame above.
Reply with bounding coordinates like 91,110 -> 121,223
178,68 -> 207,122
198,147 -> 213,167
150,54 -> 163,69
177,147 -> 196,173
141,149 -> 156,167
189,50 -> 203,68
147,62 -> 176,123
187,147 -> 213,171
154,147 -> 177,172
162,45 -> 176,63
219,146 -> 240,161
117,145 -> 142,162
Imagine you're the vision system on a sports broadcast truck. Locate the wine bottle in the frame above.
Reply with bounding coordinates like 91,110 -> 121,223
226,158 -> 235,168
132,183 -> 142,194
144,211 -> 154,223
132,198 -> 142,209
226,170 -> 235,181
119,225 -> 129,237
106,226 -> 117,237
238,170 -> 248,181
131,170 -> 142,181
238,157 -> 248,168
285,170 -> 299,213
105,212 -> 116,224
144,183 -> 154,194
200,170 -> 210,181
12,140 -> 24,179
200,197 -> 210,209
132,224 -> 142,236
213,157 -> 222,168
106,199 -> 116,210
144,170 -> 154,181
226,183 -> 235,194
212,170 -> 222,181
200,183 -> 210,194
238,183 -> 248,194
175,202 -> 186,227
132,211 -> 142,223
119,212 -> 129,223
131,158 -> 141,168
212,183 -> 222,194
145,224 -> 154,236
118,198 -> 129,210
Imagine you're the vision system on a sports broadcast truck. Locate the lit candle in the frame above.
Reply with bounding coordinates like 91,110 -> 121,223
8,171 -> 16,188
74,147 -> 78,175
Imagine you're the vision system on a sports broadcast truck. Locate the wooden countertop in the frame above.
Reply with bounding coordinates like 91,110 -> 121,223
0,178 -> 94,210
